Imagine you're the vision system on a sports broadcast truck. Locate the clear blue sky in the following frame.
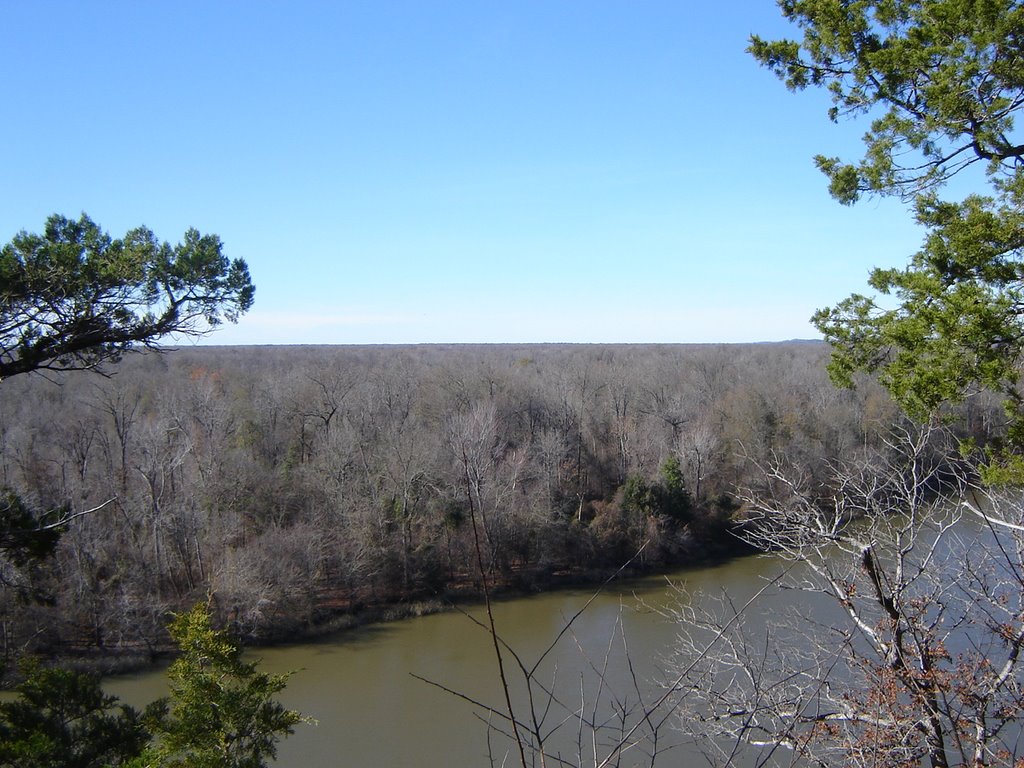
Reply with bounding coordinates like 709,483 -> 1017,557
0,1 -> 924,345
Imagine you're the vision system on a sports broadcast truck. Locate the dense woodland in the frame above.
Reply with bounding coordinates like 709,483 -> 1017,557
0,342 -> 998,668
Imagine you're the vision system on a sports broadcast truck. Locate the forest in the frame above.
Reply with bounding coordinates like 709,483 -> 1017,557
0,340 -> 996,671
2,1 -> 1022,763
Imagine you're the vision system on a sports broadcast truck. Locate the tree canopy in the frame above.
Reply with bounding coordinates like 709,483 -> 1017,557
0,213 -> 254,381
0,661 -> 149,768
0,605 -> 303,768
0,213 -> 253,614
751,0 -> 1024,471
138,604 -> 304,768
750,0 -> 1024,204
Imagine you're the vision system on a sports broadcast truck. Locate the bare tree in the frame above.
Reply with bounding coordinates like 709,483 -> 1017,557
669,422 -> 1024,768
416,548 -> 701,768
676,420 -> 720,506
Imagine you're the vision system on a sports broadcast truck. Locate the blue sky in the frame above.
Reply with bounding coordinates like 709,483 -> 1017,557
0,1 -> 925,345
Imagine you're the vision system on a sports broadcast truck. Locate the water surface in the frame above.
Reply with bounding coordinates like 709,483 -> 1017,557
106,553 -> 780,767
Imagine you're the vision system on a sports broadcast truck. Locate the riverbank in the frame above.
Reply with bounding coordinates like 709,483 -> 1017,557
10,534 -> 754,686
101,548 -> 785,768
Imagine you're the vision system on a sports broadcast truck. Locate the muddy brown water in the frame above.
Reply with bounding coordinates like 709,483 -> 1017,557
105,553 -> 786,767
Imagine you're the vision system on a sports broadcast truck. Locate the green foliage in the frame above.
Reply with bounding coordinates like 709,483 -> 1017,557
0,213 -> 254,380
0,661 -> 149,768
0,490 -> 62,571
657,456 -> 693,523
0,606 -> 303,768
621,475 -> 658,518
138,603 -> 304,768
753,0 -> 1024,477
0,212 -> 253,608
593,459 -> 696,565
813,189 -> 1024,419
620,458 -> 693,524
0,489 -> 65,605
749,0 -> 1024,204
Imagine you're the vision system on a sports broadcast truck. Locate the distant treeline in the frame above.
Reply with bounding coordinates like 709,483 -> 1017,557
0,342 -> 999,667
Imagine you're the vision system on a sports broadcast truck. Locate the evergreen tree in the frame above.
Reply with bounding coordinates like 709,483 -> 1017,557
136,604 -> 305,768
752,0 -> 1024,475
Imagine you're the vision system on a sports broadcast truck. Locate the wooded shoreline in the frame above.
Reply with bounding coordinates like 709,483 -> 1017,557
0,342 -> 993,675
38,542 -> 760,684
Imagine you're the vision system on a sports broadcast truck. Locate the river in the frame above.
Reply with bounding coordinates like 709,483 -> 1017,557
104,552 -> 783,767
89,508 -> 1024,767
